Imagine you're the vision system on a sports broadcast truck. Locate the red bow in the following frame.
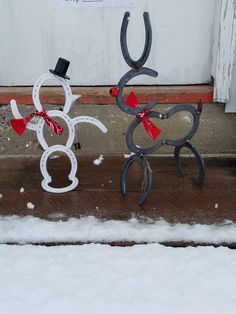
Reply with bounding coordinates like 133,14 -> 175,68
126,92 -> 161,141
137,109 -> 161,141
10,108 -> 64,136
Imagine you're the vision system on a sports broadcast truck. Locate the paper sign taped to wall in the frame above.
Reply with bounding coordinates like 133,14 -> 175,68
53,0 -> 135,8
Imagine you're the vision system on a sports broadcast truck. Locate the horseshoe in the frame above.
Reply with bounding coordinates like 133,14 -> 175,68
32,73 -> 75,114
164,104 -> 201,146
72,116 -> 107,134
115,67 -> 158,115
126,111 -> 164,154
10,99 -> 39,132
121,12 -> 153,69
126,104 -> 201,154
121,153 -> 153,205
40,145 -> 79,193
37,110 -> 76,150
174,142 -> 205,185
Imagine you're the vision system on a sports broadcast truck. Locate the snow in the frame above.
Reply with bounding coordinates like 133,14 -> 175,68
0,215 -> 236,244
0,244 -> 236,314
49,155 -> 60,159
93,154 -> 104,166
0,193 -> 2,199
20,187 -> 24,193
124,152 -> 135,158
26,202 -> 35,210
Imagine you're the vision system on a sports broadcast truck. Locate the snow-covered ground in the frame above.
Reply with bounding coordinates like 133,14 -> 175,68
0,244 -> 236,314
0,215 -> 236,244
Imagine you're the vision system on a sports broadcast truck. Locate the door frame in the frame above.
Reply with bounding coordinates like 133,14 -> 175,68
213,0 -> 236,111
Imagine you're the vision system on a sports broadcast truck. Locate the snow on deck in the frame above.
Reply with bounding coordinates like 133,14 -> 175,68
0,215 -> 236,244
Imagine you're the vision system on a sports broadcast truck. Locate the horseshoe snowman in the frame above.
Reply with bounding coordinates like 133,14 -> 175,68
10,58 -> 107,193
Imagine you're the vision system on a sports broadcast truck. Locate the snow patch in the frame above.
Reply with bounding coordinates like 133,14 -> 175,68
0,244 -> 236,314
20,188 -> 24,193
27,203 -> 35,210
0,216 -> 236,244
93,154 -> 104,166
49,155 -> 60,159
124,152 -> 135,158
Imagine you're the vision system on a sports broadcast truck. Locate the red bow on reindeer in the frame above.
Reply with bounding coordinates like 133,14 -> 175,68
10,108 -> 64,136
110,88 -> 161,141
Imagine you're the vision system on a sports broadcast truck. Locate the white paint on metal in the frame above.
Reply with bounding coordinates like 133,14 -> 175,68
10,72 -> 107,193
40,144 -> 79,194
10,99 -> 39,131
213,0 -> 236,104
36,110 -> 76,150
32,73 -> 75,114
0,0 -> 216,85
72,116 -> 108,133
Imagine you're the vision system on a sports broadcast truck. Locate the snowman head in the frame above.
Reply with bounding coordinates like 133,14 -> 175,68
32,58 -> 80,114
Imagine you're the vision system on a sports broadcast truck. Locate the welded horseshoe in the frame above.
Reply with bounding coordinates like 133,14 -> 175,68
72,116 -> 107,133
121,12 -> 152,69
116,67 -> 158,115
174,142 -> 205,185
126,104 -> 201,154
126,111 -> 164,154
40,145 -> 79,193
10,99 -> 39,132
10,60 -> 107,194
37,110 -> 75,150
32,73 -> 74,114
121,153 -> 153,205
164,104 -> 201,146
113,12 -> 205,205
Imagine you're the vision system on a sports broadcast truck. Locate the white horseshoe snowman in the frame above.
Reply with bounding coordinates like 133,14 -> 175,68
10,58 -> 107,193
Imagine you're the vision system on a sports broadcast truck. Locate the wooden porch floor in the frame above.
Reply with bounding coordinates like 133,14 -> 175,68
0,155 -> 235,226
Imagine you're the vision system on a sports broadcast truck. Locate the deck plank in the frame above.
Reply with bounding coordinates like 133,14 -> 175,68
0,156 -> 235,225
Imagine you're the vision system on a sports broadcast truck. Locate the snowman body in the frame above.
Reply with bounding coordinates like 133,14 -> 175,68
10,72 -> 107,193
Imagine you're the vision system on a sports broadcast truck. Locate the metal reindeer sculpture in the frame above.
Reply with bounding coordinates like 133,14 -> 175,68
10,58 -> 107,193
110,12 -> 205,205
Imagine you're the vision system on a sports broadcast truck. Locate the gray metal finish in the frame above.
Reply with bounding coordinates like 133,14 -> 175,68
121,153 -> 153,206
113,11 -> 205,204
120,12 -> 153,69
174,142 -> 205,185
117,68 -> 158,115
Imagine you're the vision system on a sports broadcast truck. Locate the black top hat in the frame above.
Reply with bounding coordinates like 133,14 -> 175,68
49,57 -> 70,80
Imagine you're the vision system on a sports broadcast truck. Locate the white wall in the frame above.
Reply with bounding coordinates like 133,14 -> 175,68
0,0 -> 216,86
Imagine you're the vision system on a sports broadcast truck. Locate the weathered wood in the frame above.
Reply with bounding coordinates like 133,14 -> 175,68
0,85 -> 213,105
213,0 -> 236,103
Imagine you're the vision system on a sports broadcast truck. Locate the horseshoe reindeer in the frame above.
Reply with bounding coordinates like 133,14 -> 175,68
111,12 -> 205,205
10,58 -> 107,193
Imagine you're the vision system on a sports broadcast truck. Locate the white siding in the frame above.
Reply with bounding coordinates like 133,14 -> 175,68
0,0 -> 216,85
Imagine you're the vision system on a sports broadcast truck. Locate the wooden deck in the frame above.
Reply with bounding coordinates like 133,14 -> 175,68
0,156 -> 235,225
